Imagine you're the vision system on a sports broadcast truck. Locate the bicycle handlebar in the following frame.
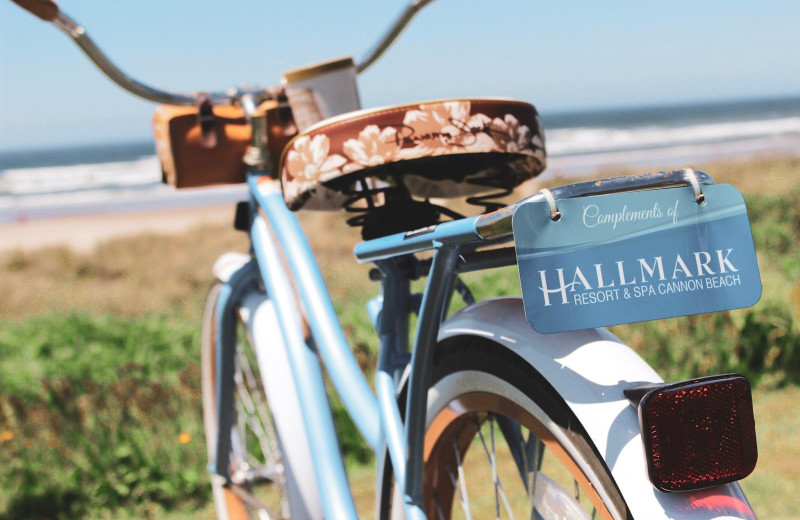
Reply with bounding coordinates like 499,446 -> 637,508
52,11 -> 241,106
11,0 -> 436,106
11,0 -> 57,21
356,0 -> 435,74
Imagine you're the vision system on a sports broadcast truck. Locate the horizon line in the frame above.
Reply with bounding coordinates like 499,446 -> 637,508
2,91 -> 799,154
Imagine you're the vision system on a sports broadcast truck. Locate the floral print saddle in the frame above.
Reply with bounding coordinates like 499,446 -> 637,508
280,98 -> 547,211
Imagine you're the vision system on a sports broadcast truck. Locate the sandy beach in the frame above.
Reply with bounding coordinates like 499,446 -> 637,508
1,139 -> 799,253
0,204 -> 235,252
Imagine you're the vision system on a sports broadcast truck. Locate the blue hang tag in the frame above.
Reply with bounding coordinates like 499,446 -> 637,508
513,184 -> 762,334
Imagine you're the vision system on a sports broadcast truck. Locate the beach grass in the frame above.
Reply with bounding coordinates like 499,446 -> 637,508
1,156 -> 799,518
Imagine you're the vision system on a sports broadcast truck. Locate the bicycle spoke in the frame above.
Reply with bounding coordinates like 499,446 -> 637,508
235,347 -> 280,468
496,415 -> 540,505
246,416 -> 271,467
453,440 -> 473,520
235,380 -> 268,465
474,417 -> 515,520
239,342 -> 260,388
243,399 -> 275,466
446,448 -> 473,520
434,495 -> 447,520
491,417 -> 499,520
233,363 -> 258,459
251,395 -> 279,459
232,400 -> 247,465
521,431 -> 533,508
239,343 -> 278,455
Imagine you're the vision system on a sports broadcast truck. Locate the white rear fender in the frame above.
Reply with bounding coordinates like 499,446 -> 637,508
439,297 -> 756,520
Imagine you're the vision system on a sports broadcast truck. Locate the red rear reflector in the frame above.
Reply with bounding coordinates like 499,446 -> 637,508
638,374 -> 757,492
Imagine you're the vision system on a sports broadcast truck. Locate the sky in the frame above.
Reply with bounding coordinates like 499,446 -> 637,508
1,0 -> 799,151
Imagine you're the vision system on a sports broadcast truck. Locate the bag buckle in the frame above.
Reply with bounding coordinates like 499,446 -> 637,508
197,96 -> 218,149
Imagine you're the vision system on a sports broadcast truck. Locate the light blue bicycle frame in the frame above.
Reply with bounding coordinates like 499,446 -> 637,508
209,168 -> 714,520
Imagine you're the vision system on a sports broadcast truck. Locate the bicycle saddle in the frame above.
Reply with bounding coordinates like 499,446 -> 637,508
279,98 -> 546,211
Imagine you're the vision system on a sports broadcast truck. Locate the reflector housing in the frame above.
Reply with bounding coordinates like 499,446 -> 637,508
638,374 -> 757,492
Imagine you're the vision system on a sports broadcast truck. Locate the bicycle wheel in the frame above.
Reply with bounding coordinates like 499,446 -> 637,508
389,335 -> 631,520
202,283 -> 289,520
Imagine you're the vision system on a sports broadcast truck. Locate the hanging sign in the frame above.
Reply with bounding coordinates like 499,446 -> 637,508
514,184 -> 761,334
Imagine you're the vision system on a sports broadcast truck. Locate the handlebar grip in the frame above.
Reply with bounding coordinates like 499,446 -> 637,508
11,0 -> 59,21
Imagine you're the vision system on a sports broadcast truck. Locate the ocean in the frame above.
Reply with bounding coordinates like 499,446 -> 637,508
2,95 -> 799,223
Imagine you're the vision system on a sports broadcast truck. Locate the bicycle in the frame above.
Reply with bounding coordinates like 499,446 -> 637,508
12,1 -> 761,519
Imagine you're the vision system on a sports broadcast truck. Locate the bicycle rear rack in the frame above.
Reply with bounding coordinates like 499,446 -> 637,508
354,168 -> 715,263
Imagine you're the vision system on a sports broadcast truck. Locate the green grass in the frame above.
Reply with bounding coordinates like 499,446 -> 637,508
740,386 -> 800,520
0,314 -> 206,520
0,313 -> 200,398
1,157 -> 800,518
0,313 -> 372,520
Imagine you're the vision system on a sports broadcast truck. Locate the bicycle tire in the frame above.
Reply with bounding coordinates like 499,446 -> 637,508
387,335 -> 631,520
201,283 -> 291,520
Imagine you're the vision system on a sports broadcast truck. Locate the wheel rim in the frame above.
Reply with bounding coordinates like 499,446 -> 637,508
423,392 -> 614,520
